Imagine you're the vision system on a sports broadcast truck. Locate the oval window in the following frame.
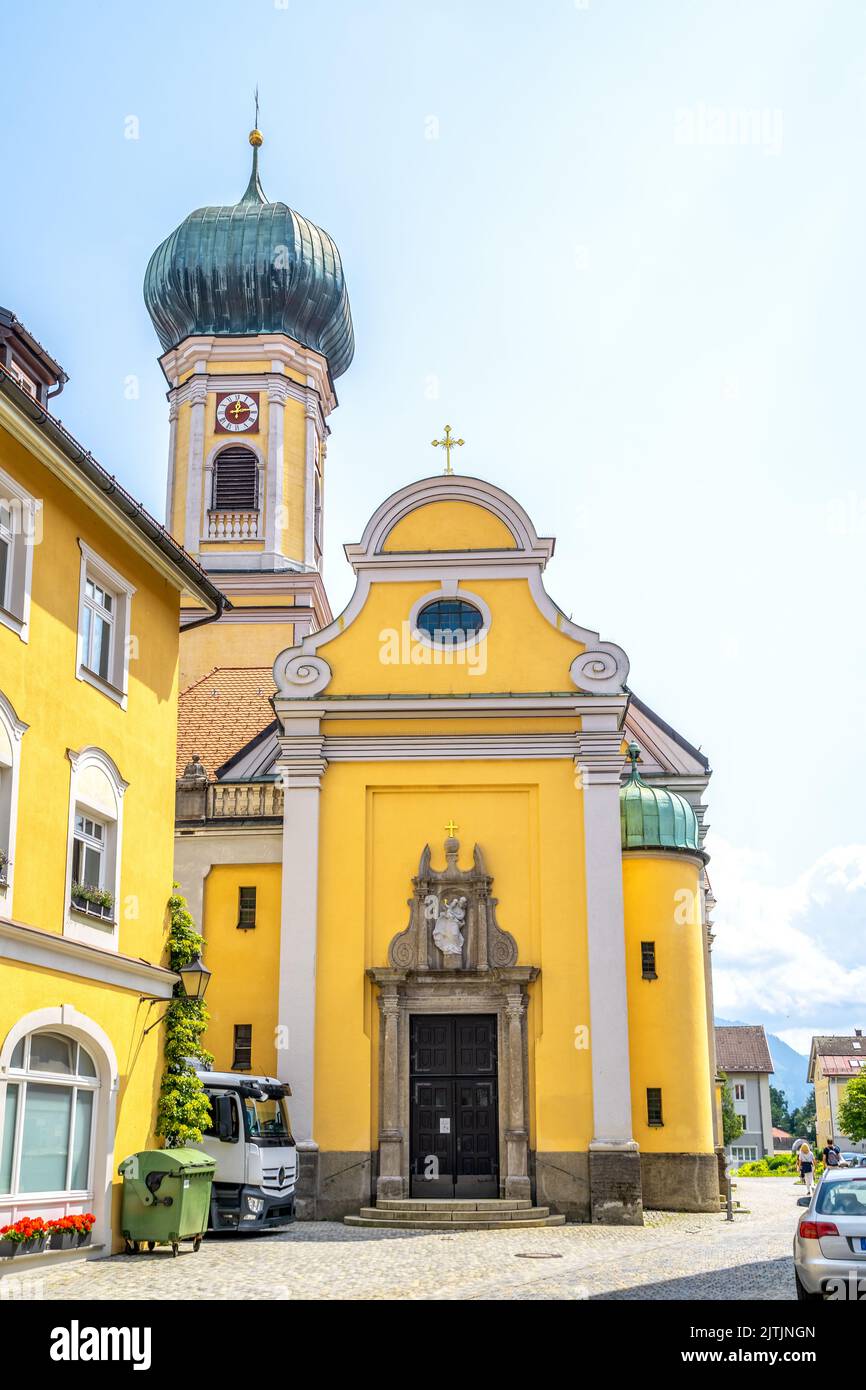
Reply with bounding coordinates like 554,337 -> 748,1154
415,599 -> 484,643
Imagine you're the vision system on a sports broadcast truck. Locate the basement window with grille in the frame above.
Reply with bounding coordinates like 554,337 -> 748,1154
232,1024 -> 253,1072
237,886 -> 257,930
647,1087 -> 664,1127
211,447 -> 259,511
641,941 -> 657,979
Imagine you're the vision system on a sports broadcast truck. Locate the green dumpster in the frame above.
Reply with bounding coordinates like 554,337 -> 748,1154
118,1149 -> 215,1256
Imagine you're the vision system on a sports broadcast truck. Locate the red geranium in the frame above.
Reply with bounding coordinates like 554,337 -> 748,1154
0,1216 -> 49,1246
1,1212 -> 96,1249
48,1213 -> 96,1236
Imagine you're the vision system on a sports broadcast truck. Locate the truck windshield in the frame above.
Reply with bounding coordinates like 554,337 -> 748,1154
242,1095 -> 293,1143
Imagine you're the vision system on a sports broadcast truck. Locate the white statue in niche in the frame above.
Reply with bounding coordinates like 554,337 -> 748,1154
425,893 -> 467,957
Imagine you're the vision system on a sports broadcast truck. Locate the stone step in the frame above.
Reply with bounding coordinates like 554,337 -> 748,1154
376,1198 -> 533,1212
344,1214 -> 566,1231
359,1206 -> 554,1223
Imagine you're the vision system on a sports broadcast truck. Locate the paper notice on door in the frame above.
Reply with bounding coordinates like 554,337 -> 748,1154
440,1118 -> 451,1134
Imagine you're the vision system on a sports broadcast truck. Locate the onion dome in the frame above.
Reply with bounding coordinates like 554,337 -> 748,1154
143,130 -> 354,378
620,743 -> 700,853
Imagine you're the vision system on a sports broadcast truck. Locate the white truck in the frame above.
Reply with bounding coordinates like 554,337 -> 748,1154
192,1069 -> 297,1232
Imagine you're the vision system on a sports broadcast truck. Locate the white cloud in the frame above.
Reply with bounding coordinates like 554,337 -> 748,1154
709,839 -> 866,1038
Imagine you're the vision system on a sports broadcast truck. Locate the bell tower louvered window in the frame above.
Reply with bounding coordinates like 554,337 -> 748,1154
212,447 -> 259,511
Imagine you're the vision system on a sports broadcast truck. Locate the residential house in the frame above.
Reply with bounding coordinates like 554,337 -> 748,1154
715,1025 -> 774,1162
808,1032 -> 866,1153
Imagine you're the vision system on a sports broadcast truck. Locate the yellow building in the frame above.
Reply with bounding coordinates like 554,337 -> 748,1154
0,307 -> 225,1263
150,131 -> 723,1225
808,1033 -> 866,1153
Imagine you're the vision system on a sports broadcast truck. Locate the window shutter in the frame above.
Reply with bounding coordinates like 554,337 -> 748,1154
212,448 -> 259,510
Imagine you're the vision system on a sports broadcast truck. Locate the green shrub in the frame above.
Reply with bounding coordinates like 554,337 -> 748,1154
155,890 -> 213,1148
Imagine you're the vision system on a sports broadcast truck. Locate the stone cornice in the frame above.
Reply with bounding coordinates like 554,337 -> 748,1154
0,918 -> 177,997
159,335 -> 336,414
273,693 -> 628,719
576,720 -> 628,787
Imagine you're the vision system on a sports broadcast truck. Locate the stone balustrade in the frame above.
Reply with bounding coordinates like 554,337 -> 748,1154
206,509 -> 260,540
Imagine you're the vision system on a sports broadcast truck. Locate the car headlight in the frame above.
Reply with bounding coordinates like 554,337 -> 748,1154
246,1195 -> 264,1214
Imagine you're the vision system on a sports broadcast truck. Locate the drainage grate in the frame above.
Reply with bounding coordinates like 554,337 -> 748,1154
513,1252 -> 563,1259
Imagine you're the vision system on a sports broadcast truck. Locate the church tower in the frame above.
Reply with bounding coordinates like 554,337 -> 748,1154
144,127 -> 354,688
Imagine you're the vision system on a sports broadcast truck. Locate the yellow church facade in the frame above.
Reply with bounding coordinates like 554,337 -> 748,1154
176,473 -> 721,1224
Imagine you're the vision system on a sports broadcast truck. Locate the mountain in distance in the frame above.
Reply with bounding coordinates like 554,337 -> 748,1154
715,1017 -> 810,1113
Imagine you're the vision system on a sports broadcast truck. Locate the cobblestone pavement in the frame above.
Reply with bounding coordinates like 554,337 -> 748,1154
23,1178 -> 801,1301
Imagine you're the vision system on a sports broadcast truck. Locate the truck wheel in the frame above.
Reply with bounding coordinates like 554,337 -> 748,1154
172,1242 -> 179,1258
124,1239 -> 135,1255
147,1241 -> 156,1251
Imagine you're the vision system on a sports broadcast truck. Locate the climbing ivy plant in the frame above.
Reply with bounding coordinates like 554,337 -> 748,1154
156,889 -> 213,1148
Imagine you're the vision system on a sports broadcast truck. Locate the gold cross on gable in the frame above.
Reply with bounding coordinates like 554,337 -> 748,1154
445,818 -> 459,837
431,424 -> 464,475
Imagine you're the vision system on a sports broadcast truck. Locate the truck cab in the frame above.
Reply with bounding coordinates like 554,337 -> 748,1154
192,1070 -> 297,1232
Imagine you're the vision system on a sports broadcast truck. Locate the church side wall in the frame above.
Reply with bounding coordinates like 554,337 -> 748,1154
622,853 -> 718,1212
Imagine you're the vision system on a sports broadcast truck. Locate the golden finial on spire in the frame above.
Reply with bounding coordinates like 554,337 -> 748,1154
249,86 -> 263,146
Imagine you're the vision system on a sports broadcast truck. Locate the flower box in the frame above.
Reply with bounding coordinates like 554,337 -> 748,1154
0,1218 -> 50,1256
1,1214 -> 95,1256
0,1235 -> 47,1257
48,1229 -> 93,1252
71,895 -> 114,922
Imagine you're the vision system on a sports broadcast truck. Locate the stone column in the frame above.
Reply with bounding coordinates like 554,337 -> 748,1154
183,375 -> 208,557
164,394 -> 179,531
374,975 -> 406,1200
577,712 -> 643,1225
503,984 -> 532,1200
274,708 -> 327,1218
265,375 -> 287,560
303,394 -> 317,568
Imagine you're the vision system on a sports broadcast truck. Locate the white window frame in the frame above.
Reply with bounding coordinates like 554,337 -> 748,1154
71,812 -> 107,891
730,1146 -> 758,1163
8,360 -> 38,398
1,1032 -> 99,1200
0,464 -> 40,643
64,747 -> 127,950
0,689 -> 28,920
734,1083 -> 746,1101
75,542 -> 135,708
0,1007 -> 119,1252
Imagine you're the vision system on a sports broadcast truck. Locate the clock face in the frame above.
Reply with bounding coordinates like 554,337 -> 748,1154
215,391 -> 259,434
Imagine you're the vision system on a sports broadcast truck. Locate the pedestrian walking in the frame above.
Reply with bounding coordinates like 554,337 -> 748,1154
798,1142 -> 816,1196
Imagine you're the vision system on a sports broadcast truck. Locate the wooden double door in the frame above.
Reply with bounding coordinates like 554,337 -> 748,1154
409,1015 -> 499,1198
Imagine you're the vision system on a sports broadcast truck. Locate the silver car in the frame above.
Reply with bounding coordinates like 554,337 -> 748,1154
793,1169 -> 866,1300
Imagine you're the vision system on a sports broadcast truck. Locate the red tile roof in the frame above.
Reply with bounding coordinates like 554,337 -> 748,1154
819,1056 -> 866,1078
177,667 -> 275,779
715,1025 -> 774,1074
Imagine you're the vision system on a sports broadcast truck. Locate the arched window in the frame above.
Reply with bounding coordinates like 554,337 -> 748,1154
415,599 -> 484,643
1,1032 -> 99,1196
66,747 -> 127,948
211,446 -> 259,511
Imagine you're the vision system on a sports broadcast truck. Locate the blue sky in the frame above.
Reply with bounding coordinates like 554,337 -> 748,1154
3,0 -> 865,1064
